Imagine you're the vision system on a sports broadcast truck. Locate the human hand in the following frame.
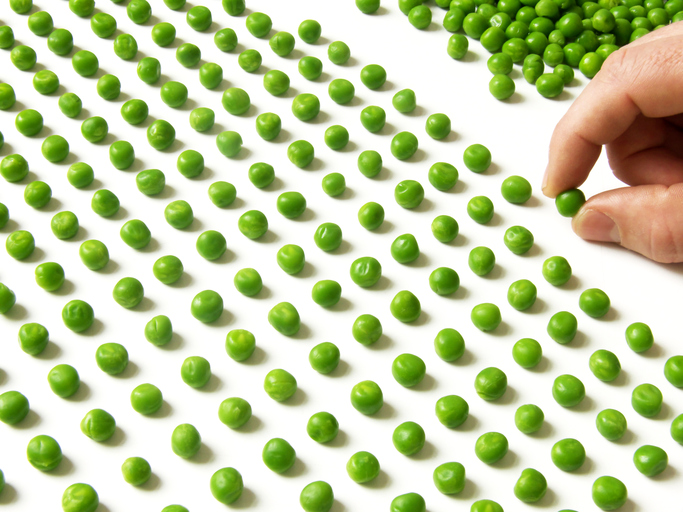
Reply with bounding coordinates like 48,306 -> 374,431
543,23 -> 683,263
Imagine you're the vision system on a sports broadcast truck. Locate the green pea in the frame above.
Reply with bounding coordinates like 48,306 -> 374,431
96,74 -> 121,101
48,364 -> 80,398
432,328 -> 464,361
292,93 -> 321,122
15,110 -> 43,137
62,483 -> 99,512
392,353 -> 426,387
424,114 -> 450,140
109,140 -> 135,170
433,462 -> 465,495
120,219 -> 151,249
246,11 -> 272,37
471,303 -> 501,331
225,329 -> 256,362
176,43 -> 201,68
505,226 -> 534,255
181,356 -> 211,388
0,283 -> 16,314
120,99 -> 148,125
51,211 -> 79,240
542,256 -> 572,286
288,140 -> 315,168
307,412 -> 338,443
390,290 -> 421,323
24,181 -> 52,209
10,0 -> 32,14
33,262 -> 64,292
475,367 -> 507,400
555,188 -> 586,216
11,45 -> 37,71
395,180 -> 424,209
233,268 -> 262,297
277,244 -> 305,274
80,408 -> 116,442
0,83 -> 16,111
164,200 -> 194,230
625,322 -> 654,352
191,290 -> 223,323
171,423 -> 201,458
488,53 -> 513,75
391,234 -> 419,264
91,12 -> 117,38
42,135 -> 70,163
135,169 -> 165,196
113,33 -> 138,60
462,145 -> 491,174
0,203 -> 7,229
351,380 -> 383,414
313,222 -> 341,251
507,279 -> 537,310
268,302 -> 300,335
18,322 -> 49,355
467,196 -> 494,224
145,315 -> 173,347
579,288 -> 611,318
215,27 -> 238,52
671,414 -> 683,444
360,105 -> 386,133
592,476 -> 628,510
429,267 -> 460,296
165,0 -> 186,9
328,40 -> 350,64
6,230 -> 35,260
514,468 -> 547,503
69,0 -> 94,16
201,64 -> 223,91
299,56 -> 323,81
237,48 -> 262,72
33,70 -> 59,95
356,202 -> 384,231
360,64 -> 387,91
237,210 -> 267,239
589,349 -> 621,382
475,432 -> 508,464
391,89 -> 416,115
153,255 -> 183,285
512,404 -> 544,436
428,162 -> 458,191
47,28 -> 73,56
62,299 -> 94,332
435,395 -> 469,429
393,421 -> 425,455
352,314 -> 382,345
96,342 -> 129,374
218,397 -> 252,429
0,390 -> 29,425
147,120 -> 176,150
523,54 -> 545,84
596,408 -> 627,441
0,26 -> 14,52
210,467 -> 243,505
357,0 -> 380,13
72,50 -> 99,77
130,383 -> 163,415
410,5 -> 433,29
299,19 -> 322,43
121,457 -> 151,486
187,5 -> 212,31
252,114 -> 281,143
160,81 -> 188,108
0,155 -> 24,183
300,481 -> 334,512
264,368 -> 297,401
79,240 -> 109,270
349,257 -> 381,288
447,33 -> 469,59
65,163 -> 93,190
512,338 -> 542,369
216,131 -> 243,158
269,31 -> 295,57
196,229 -> 228,260
390,493 -> 425,512
137,57 -> 161,85
81,117 -> 108,143
547,311 -> 578,344
322,124 -> 349,152
551,438 -> 586,472
208,181 -> 237,207
126,0 -> 151,23
553,374 -> 586,407
346,451 -> 380,483
632,383 -> 663,417
311,280 -> 342,308
262,437 -> 296,473
327,79 -> 355,106
664,355 -> 683,387
355,152 -> 381,180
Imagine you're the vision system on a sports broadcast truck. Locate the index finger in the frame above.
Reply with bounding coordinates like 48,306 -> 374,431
543,24 -> 683,198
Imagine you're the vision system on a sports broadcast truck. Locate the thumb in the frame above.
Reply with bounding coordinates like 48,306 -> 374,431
572,183 -> 683,264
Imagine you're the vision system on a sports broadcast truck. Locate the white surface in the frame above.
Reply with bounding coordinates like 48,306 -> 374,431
0,1 -> 682,511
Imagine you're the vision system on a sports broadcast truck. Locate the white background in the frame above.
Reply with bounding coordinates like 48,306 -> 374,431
0,1 -> 682,511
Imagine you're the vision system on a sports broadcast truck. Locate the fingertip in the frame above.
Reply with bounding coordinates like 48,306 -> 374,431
572,207 -> 621,243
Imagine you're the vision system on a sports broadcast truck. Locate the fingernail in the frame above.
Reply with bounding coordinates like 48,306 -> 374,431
541,169 -> 549,193
573,209 -> 621,243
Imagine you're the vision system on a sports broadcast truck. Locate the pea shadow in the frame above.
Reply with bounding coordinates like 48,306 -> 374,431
231,488 -> 257,508
0,484 -> 18,504
327,429 -> 348,448
409,440 -> 437,461
367,334 -> 393,351
139,472 -> 162,491
327,359 -> 351,378
281,388 -> 307,406
235,414 -> 263,434
491,449 -> 518,469
364,469 -> 390,489
52,455 -> 75,476
281,458 -> 307,478
186,443 -> 214,464
102,426 -> 126,447
67,381 -> 92,402
13,410 -> 40,429
242,346 -> 267,365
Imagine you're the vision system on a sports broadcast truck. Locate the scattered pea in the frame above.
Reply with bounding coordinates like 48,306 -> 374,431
172,423 -> 201,458
246,12 -> 272,37
507,279 -> 537,310
352,314 -> 382,345
625,322 -> 654,352
268,302 -> 301,335
145,315 -> 173,346
226,329 -> 256,361
515,404 -> 544,434
138,57 -> 161,84
121,99 -> 149,125
471,303 -> 501,332
176,43 -> 201,67
96,342 -> 129,374
358,202 -> 384,230
475,432 -> 508,464
553,375 -> 586,407
307,411 -> 339,443
109,140 -> 135,170
79,240 -> 109,270
181,356 -> 211,388
215,28 -> 238,51
357,150 -> 382,177
393,421 -> 425,455
81,116 -> 108,143
130,383 -> 163,415
80,409 -> 116,442
153,255 -> 184,284
347,451 -> 380,483
264,368 -> 297,401
113,33 -> 138,60
24,181 -> 52,209
92,13 -> 118,39
300,56 -> 323,81
42,135 -> 70,163
209,181 -> 237,207
328,41 -> 351,64
15,109 -> 43,137
390,290 -> 421,323
218,397 -> 252,429
547,311 -> 578,344
136,169 -> 165,195
393,88 -> 416,113
299,20 -> 322,43
233,268 -> 263,297
360,106 -> 386,132
264,70 -> 290,96
512,338 -> 542,368
191,290 -> 224,323
48,364 -> 80,398
351,380 -> 383,414
314,222 -> 342,251
6,230 -> 35,260
300,481 -> 334,512
579,288 -> 611,318
210,467 -> 243,505
391,234 -> 419,263
632,383 -> 663,417
62,483 -> 99,512
238,49 -> 262,72
514,468 -> 547,503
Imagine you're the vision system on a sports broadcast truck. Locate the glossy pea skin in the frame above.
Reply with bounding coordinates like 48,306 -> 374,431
632,383 -> 663,417
177,150 -> 204,179
270,31 -> 296,57
547,311 -> 578,344
246,12 -> 272,37
79,240 -> 109,271
299,19 -> 322,43
97,74 -> 121,101
263,438 -> 296,473
33,70 -> 60,95
515,404 -> 544,434
91,13 -> 117,38
121,99 -> 149,125
471,303 -> 502,332
153,255 -> 183,285
42,136 -> 70,163
512,338 -> 543,368
475,367 -> 507,400
130,383 -> 163,415
176,43 -> 201,68
292,93 -> 321,122
390,290 -> 421,323
391,234 -> 419,264
147,120 -> 176,151
346,451 -> 380,484
0,203 -> 7,229
145,315 -> 173,347
664,355 -> 683,387
0,26 -> 15,50
393,421 -> 425,455
120,220 -> 151,250
556,188 -> 586,217
191,290 -> 223,323
24,181 -> 52,209
428,162 -> 458,191
358,202 -> 385,231
96,342 -> 129,375
500,176 -> 532,205
307,412 -> 339,443
0,84 -> 16,111
15,110 -> 43,137
435,394 -> 469,427
210,467 -> 243,505
0,391 -> 29,425
327,79 -> 354,104
579,288 -> 611,318
237,210 -> 267,240
80,409 -> 116,442
434,328 -> 465,362
137,57 -> 161,84
62,300 -> 94,332
536,72 -> 564,98
314,222 -> 342,252
352,314 -> 382,345
136,169 -> 165,196
553,375 -> 586,407
121,457 -> 151,486
10,0 -> 32,14
489,74 -> 515,100
324,126 -> 349,151
172,423 -> 201,458
350,257 -> 382,287
222,0 -> 245,15
81,117 -> 108,143
165,200 -> 194,229
51,211 -> 80,240
48,364 -> 80,398
268,302 -> 301,336
551,438 -> 587,472
299,56 -> 323,81
254,112 -> 281,141
523,54 -> 545,84
507,279 -> 537,311
312,280 -> 342,307
433,462 -> 466,495
233,268 -> 262,297
394,180 -> 425,209
187,5 -> 212,31
225,329 -> 256,362
215,28 -> 238,51
309,342 -> 340,374
113,34 -> 138,60
34,262 -> 65,292
160,81 -> 188,108
264,369 -> 297,401
0,283 -> 16,314
429,267 -> 460,296
62,483 -> 99,512
542,256 -> 572,285
351,380 -> 383,414
27,434 -> 63,472
300,481 -> 334,512
238,49 -> 262,73
72,50 -> 99,77
625,322 -> 654,352
505,226 -> 534,255
277,245 -> 306,275
391,131 -> 419,160
218,397 -> 252,429
475,432 -> 509,464
18,322 -> 49,355
216,131 -> 243,158
360,106 -> 386,133
514,468 -> 547,503
358,150 -> 383,177
596,408 -> 628,441
109,141 -> 135,170
633,445 -> 668,477
264,70 -> 290,96
181,356 -> 211,388
589,349 -> 621,382
11,45 -> 37,71
6,230 -> 35,260
392,353 -> 426,387
592,476 -> 628,511
209,181 -> 237,207
0,154 -> 24,181
467,196 -> 494,224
